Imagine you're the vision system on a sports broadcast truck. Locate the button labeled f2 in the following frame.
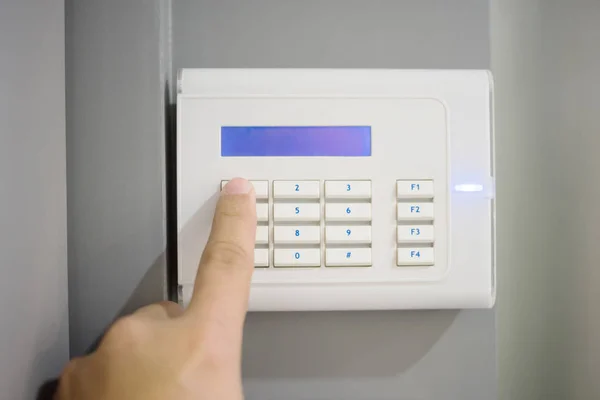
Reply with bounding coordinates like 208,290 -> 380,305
410,205 -> 420,213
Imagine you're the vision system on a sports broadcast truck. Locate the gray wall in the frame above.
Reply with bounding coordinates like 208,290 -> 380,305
173,1 -> 496,400
66,0 -> 170,356
0,0 -> 69,398
66,1 -> 497,399
493,1 -> 600,399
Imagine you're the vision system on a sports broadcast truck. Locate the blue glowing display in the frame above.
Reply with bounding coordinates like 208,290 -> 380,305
220,126 -> 371,157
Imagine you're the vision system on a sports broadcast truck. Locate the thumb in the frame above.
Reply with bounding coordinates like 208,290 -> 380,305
185,178 -> 257,339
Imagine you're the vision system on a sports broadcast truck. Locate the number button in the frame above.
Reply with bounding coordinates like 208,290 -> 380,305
325,203 -> 371,222
325,226 -> 371,244
274,181 -> 320,199
274,203 -> 320,222
325,180 -> 371,199
274,249 -> 320,267
274,226 -> 320,244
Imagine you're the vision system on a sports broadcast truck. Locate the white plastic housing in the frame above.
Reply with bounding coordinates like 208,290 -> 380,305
176,68 -> 495,311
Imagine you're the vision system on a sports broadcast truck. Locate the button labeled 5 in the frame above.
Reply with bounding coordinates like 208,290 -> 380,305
274,203 -> 320,222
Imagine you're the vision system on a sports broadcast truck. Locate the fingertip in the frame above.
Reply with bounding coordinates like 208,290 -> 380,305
222,178 -> 254,196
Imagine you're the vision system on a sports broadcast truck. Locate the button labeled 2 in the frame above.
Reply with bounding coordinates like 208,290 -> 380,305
274,249 -> 320,267
273,203 -> 320,222
274,180 -> 320,199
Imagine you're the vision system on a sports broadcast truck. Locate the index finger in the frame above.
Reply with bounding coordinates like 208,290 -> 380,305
186,178 -> 257,334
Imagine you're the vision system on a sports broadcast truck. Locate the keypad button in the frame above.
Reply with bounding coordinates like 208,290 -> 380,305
274,180 -> 320,199
273,203 -> 320,222
397,225 -> 434,243
397,248 -> 434,266
396,203 -> 434,221
222,180 -> 269,199
256,203 -> 269,222
256,225 -> 269,245
326,248 -> 372,267
325,203 -> 371,222
325,180 -> 371,199
254,248 -> 269,267
274,248 -> 321,267
397,180 -> 434,199
325,225 -> 371,244
274,226 -> 320,245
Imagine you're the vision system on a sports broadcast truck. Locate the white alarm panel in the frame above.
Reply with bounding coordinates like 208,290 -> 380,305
176,68 -> 496,311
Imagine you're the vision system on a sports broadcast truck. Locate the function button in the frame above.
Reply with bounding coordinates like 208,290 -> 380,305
326,248 -> 372,267
325,203 -> 371,222
396,203 -> 434,221
274,225 -> 320,245
221,180 -> 269,199
325,225 -> 371,245
254,248 -> 269,267
397,225 -> 434,243
325,180 -> 371,199
396,248 -> 434,266
273,203 -> 320,222
255,225 -> 269,245
274,248 -> 321,267
397,180 -> 434,199
256,203 -> 269,222
274,180 -> 320,199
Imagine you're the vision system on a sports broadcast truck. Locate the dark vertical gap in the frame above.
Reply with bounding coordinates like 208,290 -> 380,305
165,88 -> 178,302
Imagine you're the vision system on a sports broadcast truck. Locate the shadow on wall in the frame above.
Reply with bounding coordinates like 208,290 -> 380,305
83,193 -> 459,378
242,309 -> 457,379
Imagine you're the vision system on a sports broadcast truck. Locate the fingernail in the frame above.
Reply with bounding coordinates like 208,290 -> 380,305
222,178 -> 253,195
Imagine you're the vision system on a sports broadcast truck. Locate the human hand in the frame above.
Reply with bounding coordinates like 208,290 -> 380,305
56,178 -> 257,400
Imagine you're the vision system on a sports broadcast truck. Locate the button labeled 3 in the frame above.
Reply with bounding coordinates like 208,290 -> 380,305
325,180 -> 371,199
